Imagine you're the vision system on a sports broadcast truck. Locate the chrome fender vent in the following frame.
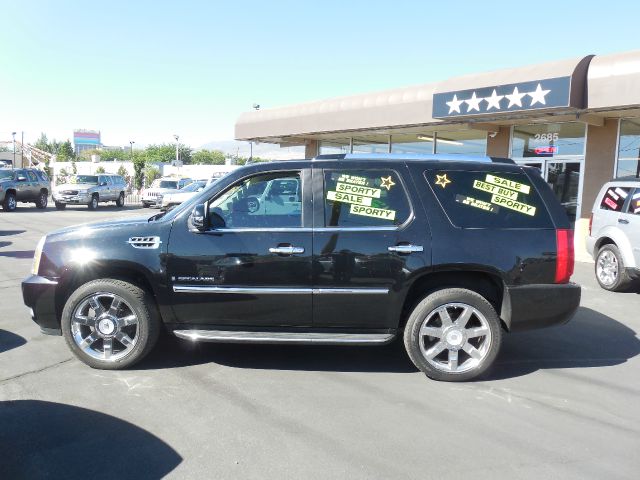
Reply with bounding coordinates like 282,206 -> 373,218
127,236 -> 162,249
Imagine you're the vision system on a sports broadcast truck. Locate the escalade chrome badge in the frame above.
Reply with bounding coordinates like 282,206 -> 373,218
127,236 -> 162,249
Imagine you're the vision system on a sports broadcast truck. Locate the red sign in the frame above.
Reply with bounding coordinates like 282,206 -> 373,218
534,146 -> 558,156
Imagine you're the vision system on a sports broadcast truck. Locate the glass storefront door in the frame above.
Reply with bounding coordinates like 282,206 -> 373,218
515,158 -> 583,224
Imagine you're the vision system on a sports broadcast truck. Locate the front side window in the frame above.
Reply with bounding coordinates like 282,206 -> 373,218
323,170 -> 411,227
209,172 -> 302,228
27,171 -> 38,182
600,186 -> 631,212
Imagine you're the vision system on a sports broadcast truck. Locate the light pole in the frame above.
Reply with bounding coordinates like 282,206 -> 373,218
129,141 -> 135,159
173,134 -> 179,164
11,132 -> 16,167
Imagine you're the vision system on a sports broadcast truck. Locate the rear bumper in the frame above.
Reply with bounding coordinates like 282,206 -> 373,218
501,282 -> 581,332
21,275 -> 61,335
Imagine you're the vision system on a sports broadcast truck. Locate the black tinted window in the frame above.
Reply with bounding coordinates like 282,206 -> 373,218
323,170 -> 411,227
628,189 -> 640,215
600,186 -> 631,212
426,169 -> 553,228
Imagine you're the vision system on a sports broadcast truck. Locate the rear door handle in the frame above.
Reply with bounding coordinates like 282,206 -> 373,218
269,245 -> 305,255
388,244 -> 424,254
618,218 -> 629,224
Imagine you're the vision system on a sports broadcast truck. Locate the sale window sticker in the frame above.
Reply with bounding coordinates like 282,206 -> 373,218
485,174 -> 531,195
326,190 -> 373,207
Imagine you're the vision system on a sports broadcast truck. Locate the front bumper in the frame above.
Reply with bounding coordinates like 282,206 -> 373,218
501,282 -> 581,332
53,192 -> 91,204
22,275 -> 60,335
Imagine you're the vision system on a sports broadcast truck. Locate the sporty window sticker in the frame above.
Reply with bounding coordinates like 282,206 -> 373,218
435,173 -> 451,188
490,194 -> 536,216
327,173 -> 398,222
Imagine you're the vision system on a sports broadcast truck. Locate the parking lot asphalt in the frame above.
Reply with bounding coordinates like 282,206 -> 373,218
1,205 -> 639,480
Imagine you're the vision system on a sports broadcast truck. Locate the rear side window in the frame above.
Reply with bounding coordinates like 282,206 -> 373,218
426,169 -> 553,228
600,186 -> 630,211
628,189 -> 640,215
323,170 -> 411,227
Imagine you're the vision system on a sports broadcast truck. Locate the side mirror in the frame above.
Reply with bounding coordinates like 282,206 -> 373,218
190,204 -> 208,232
100,181 -> 108,186
17,176 -> 27,182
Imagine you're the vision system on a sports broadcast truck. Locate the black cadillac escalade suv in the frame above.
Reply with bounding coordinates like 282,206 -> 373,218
22,154 -> 581,381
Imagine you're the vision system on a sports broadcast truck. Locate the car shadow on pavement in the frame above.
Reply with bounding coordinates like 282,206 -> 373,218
0,230 -> 25,236
139,334 -> 419,373
0,241 -> 11,248
485,306 -> 640,381
0,400 -> 182,479
0,249 -> 34,259
0,329 -> 27,353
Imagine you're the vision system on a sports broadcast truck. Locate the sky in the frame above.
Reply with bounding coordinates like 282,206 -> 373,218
1,0 -> 639,151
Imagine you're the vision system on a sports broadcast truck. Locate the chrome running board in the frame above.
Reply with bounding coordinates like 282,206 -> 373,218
173,330 -> 395,345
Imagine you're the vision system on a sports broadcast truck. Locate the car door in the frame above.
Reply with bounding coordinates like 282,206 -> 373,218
621,188 -> 640,266
26,170 -> 40,200
311,161 -> 430,329
167,167 -> 313,326
14,170 -> 31,201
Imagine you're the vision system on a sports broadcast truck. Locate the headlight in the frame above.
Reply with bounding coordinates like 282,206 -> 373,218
31,235 -> 46,275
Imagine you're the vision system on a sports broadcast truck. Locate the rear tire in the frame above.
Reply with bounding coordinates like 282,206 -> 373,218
88,194 -> 99,210
404,288 -> 502,382
61,279 -> 160,369
35,191 -> 48,209
55,202 -> 67,210
142,202 -> 150,208
2,192 -> 17,211
595,244 -> 631,292
116,192 -> 125,207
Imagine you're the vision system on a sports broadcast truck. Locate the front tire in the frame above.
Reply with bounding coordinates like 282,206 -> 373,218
2,192 -> 16,211
595,244 -> 631,291
61,279 -> 160,369
55,202 -> 67,210
404,288 -> 502,382
35,191 -> 48,209
116,192 -> 125,207
88,194 -> 99,210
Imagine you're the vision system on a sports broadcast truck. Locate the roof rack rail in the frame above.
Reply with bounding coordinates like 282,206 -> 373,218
312,153 -> 514,164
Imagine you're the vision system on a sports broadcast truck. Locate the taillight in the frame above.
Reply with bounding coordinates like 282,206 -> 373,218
555,229 -> 574,284
588,213 -> 593,236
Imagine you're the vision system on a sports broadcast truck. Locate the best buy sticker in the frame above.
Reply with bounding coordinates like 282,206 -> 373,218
485,174 -> 531,195
349,204 -> 396,220
327,190 -> 372,206
473,180 -> 518,200
491,194 -> 536,216
336,182 -> 381,198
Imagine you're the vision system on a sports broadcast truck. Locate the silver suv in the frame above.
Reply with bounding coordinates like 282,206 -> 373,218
586,177 -> 640,291
53,174 -> 127,210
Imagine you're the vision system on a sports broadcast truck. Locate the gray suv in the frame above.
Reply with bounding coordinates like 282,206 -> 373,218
0,168 -> 51,211
53,174 -> 127,210
586,177 -> 640,291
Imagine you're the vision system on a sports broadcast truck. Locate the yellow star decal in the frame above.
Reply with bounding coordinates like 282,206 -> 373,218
380,176 -> 396,191
435,174 -> 451,188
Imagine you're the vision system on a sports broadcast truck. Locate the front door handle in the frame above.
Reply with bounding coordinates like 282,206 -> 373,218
269,245 -> 305,255
388,244 -> 424,254
618,218 -> 629,224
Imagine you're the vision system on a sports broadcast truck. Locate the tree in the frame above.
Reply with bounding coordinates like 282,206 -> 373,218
132,152 -> 146,190
57,168 -> 69,185
144,144 -> 192,164
57,140 -> 75,162
117,164 -> 131,189
144,165 -> 161,186
95,166 -> 106,174
191,149 -> 226,165
34,133 -> 52,153
71,160 -> 77,174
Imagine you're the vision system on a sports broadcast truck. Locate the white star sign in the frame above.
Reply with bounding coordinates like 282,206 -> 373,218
528,83 -> 551,106
446,94 -> 464,114
484,89 -> 504,110
505,86 -> 527,108
465,92 -> 482,112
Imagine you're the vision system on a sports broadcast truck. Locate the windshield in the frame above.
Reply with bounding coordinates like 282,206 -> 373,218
0,169 -> 14,180
152,179 -> 179,189
179,182 -> 205,192
71,175 -> 99,184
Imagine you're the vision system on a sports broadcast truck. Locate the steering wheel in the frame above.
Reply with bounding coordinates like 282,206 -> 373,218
246,196 -> 260,213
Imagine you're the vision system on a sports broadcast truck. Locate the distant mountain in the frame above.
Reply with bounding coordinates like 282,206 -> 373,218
198,140 -> 305,160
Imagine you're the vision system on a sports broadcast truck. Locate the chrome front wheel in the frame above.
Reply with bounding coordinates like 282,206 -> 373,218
71,292 -> 139,361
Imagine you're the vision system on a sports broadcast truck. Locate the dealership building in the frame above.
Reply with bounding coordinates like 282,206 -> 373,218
235,50 -> 640,257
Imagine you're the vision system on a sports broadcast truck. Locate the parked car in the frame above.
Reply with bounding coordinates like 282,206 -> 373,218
53,174 -> 127,210
0,167 -> 51,211
141,177 -> 192,208
161,180 -> 207,210
586,177 -> 640,291
0,160 -> 12,168
23,154 -> 581,381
